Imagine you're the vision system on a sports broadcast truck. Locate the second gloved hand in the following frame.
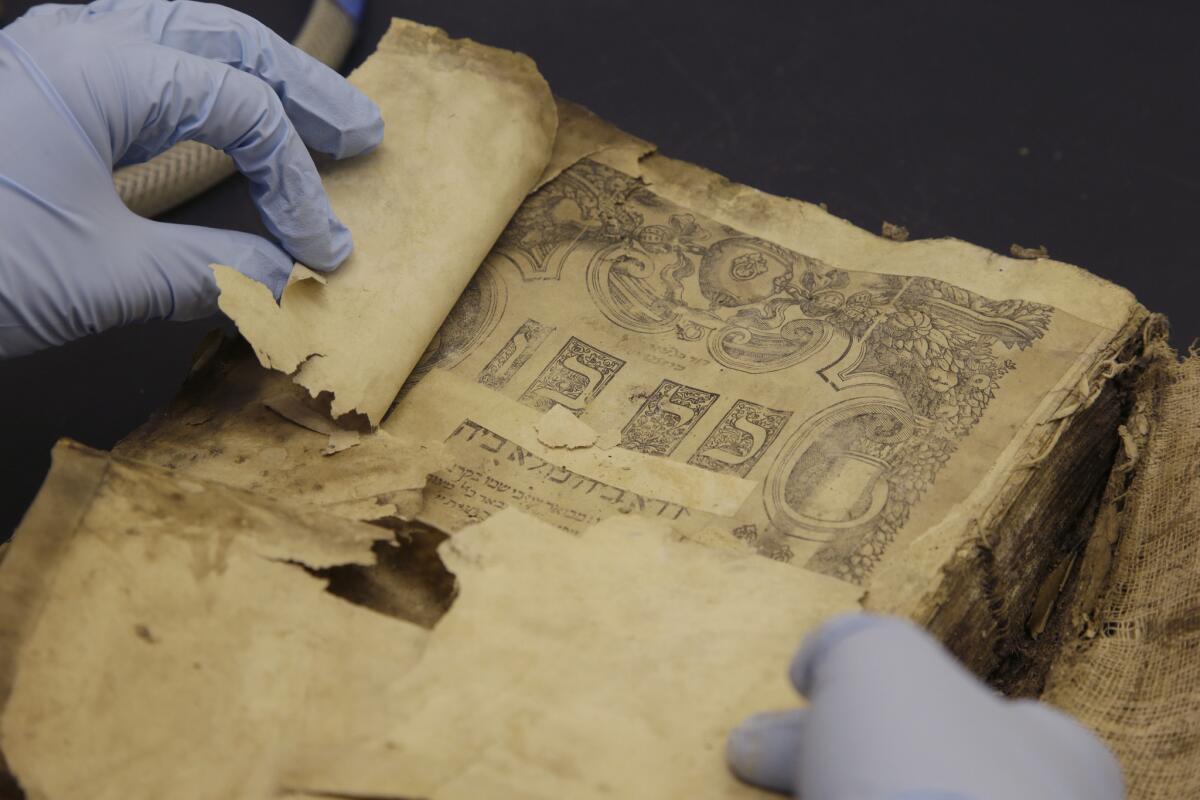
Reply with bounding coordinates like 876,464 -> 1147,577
727,614 -> 1125,800
0,0 -> 383,358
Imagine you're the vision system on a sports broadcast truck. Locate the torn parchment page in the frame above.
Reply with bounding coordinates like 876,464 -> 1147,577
0,446 -> 856,800
285,507 -> 863,799
128,83 -> 1147,686
0,442 -> 429,800
214,19 -> 558,425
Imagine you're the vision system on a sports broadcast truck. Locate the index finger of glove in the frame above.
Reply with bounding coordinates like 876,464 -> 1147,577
86,0 -> 382,159
122,44 -> 351,270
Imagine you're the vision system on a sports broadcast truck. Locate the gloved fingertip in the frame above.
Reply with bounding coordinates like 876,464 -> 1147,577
234,239 -> 295,301
725,709 -> 805,795
327,218 -> 353,268
335,104 -> 384,159
790,613 -> 905,695
301,216 -> 354,273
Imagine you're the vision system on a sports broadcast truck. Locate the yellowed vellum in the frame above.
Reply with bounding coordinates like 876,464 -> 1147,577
378,109 -> 1130,585
1,446 -> 856,800
286,508 -> 863,799
386,369 -> 759,521
215,19 -> 557,425
0,443 -> 429,800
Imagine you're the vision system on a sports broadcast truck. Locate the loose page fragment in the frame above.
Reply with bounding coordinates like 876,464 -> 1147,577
215,19 -> 558,425
387,368 -> 758,522
535,402 -> 603,448
287,508 -> 863,799
0,443 -> 429,800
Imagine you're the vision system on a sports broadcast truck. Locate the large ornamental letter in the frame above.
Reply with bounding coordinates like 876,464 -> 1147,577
765,398 -> 916,542
519,337 -> 626,415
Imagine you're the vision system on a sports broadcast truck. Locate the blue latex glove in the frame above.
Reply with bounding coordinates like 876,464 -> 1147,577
727,614 -> 1125,800
0,0 -> 383,358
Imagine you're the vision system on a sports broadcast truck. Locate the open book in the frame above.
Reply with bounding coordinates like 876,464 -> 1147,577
1,19 -> 1194,800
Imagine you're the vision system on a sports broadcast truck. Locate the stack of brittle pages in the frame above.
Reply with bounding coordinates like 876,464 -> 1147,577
1,19 -> 1195,800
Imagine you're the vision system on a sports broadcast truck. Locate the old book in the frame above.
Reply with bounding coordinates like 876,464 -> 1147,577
1,16 -> 1194,800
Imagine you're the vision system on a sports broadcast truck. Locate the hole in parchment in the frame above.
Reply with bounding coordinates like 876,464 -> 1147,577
311,520 -> 457,630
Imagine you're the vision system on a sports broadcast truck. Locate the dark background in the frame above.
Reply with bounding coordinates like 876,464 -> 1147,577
2,0 -> 1199,541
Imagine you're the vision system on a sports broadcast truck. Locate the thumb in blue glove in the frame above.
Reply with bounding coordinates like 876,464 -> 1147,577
0,0 -> 383,358
727,614 -> 1125,800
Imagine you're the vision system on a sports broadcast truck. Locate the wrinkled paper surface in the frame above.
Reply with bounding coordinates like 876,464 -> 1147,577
284,508 -> 863,799
215,19 -> 558,425
1,447 -> 859,800
0,443 -> 428,800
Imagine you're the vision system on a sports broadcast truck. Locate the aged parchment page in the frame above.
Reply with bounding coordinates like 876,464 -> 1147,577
0,443 -> 429,800
3,17 -> 1176,799
214,19 -> 557,425
377,110 -> 1139,593
284,508 -> 862,800
0,448 -> 859,800
123,84 -> 1148,684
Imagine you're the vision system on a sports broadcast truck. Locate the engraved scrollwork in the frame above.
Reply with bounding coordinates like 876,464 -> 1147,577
491,160 -> 653,281
794,277 -> 1054,582
483,157 -> 1058,583
707,317 -> 833,373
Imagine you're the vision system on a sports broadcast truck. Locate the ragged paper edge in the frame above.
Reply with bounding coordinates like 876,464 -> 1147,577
2,445 -> 853,800
0,442 -> 395,707
121,362 -> 450,526
0,443 -> 108,732
263,388 -> 370,457
214,18 -> 560,429
217,99 -> 651,431
534,404 -> 620,450
386,369 -> 757,518
262,386 -> 454,519
263,385 -> 342,437
214,264 -> 315,375
0,443 -> 113,794
282,507 -> 864,799
0,442 -> 434,800
538,96 -> 1134,330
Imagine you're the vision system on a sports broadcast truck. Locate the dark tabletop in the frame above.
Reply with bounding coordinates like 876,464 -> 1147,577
2,0 -> 1198,540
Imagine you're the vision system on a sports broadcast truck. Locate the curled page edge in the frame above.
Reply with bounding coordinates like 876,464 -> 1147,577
214,19 -> 560,427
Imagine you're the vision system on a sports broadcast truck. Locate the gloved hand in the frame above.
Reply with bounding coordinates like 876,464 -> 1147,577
0,0 -> 382,358
726,614 -> 1125,800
